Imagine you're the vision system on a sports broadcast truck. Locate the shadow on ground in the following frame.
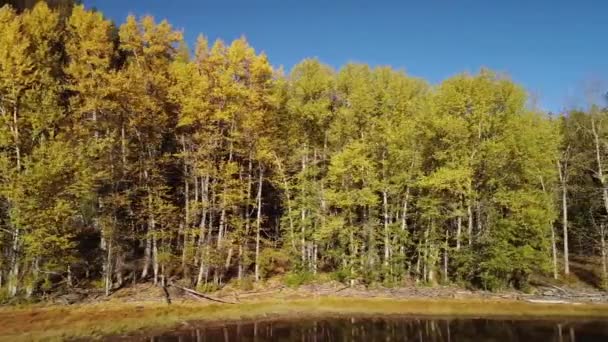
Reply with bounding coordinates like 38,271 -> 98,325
569,256 -> 604,290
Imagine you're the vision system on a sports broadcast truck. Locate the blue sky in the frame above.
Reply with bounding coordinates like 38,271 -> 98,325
85,0 -> 607,113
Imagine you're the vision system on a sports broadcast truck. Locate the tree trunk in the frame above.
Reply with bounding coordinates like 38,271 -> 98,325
8,226 -> 20,297
105,239 -> 113,296
13,104 -> 21,170
26,258 -> 39,298
601,223 -> 607,287
218,124 -> 235,250
401,189 -> 410,275
254,167 -> 264,281
275,155 -> 296,253
196,175 -> 209,287
456,215 -> 462,251
443,229 -> 449,283
401,187 -> 410,231
141,231 -> 151,279
383,189 -> 390,267
7,104 -> 21,298
557,159 -> 569,275
301,152 -> 307,267
551,225 -> 558,280
240,157 -> 253,280
467,202 -> 473,246
121,122 -> 127,169
540,175 -> 558,280
422,227 -> 429,283
181,135 -> 190,273
591,118 -> 608,284
313,242 -> 318,275
218,207 -> 226,248
152,218 -> 159,285
141,187 -> 155,280
415,243 -> 421,283
476,201 -> 482,237
349,224 -> 355,285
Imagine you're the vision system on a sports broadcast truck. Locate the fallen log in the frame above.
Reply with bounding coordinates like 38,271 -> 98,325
564,293 -> 607,298
185,292 -> 205,302
238,286 -> 285,296
526,298 -> 579,305
550,284 -> 568,293
168,282 -> 236,304
236,290 -> 284,299
335,286 -> 350,293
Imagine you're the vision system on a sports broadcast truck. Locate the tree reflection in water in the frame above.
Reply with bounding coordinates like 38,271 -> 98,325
129,317 -> 608,342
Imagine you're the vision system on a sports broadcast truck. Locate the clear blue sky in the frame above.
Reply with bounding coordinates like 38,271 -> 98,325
85,0 -> 607,113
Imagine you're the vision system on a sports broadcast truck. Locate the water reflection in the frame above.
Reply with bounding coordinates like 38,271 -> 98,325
133,317 -> 608,342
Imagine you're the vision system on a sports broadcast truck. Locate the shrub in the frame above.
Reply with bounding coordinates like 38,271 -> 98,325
196,282 -> 220,293
0,287 -> 9,304
283,271 -> 314,288
231,276 -> 254,291
258,248 -> 290,279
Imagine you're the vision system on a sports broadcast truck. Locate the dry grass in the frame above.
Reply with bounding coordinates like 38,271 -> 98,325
2,297 -> 608,341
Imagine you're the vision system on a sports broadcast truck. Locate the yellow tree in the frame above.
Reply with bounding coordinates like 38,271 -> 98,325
116,14 -> 181,285
169,35 -> 212,283
65,4 -> 119,295
0,2 -> 65,297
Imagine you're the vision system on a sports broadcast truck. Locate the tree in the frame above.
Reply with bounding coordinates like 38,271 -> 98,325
65,3 -> 118,295
0,3 -> 594,298
0,2 -> 66,297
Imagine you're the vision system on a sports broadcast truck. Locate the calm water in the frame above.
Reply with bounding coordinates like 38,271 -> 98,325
115,317 -> 608,342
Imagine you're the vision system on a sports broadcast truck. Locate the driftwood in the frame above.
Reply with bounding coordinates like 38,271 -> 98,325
564,293 -> 607,299
526,298 -> 578,305
238,286 -> 285,296
531,280 -> 608,300
185,292 -> 205,301
547,284 -> 569,294
335,286 -> 350,293
168,282 -> 236,304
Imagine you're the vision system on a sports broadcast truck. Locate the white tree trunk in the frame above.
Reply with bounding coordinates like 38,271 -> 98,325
141,232 -> 151,279
401,187 -> 410,232
467,203 -> 473,246
196,175 -> 209,287
456,216 -> 462,251
443,229 -> 449,283
7,104 -> 21,297
601,223 -> 607,287
592,118 -> 608,283
551,225 -> 558,280
557,159 -> 569,275
383,189 -> 390,266
540,175 -> 558,280
301,153 -> 307,267
105,239 -> 113,296
152,219 -> 158,285
8,227 -> 20,297
254,167 -> 264,281
182,135 -> 190,272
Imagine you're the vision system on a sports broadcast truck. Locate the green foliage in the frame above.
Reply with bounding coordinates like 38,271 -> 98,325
196,282 -> 221,293
258,248 -> 290,279
0,287 -> 9,303
230,276 -> 254,291
283,271 -> 315,288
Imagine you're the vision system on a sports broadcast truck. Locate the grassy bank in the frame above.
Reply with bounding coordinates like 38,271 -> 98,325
2,297 -> 608,341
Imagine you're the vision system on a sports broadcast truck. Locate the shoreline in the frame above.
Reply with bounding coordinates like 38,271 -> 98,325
2,293 -> 608,341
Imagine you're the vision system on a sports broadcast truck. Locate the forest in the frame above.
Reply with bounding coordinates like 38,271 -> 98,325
1,2 -> 607,301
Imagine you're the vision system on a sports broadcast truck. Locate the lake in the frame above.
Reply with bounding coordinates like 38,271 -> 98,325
112,316 -> 608,341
